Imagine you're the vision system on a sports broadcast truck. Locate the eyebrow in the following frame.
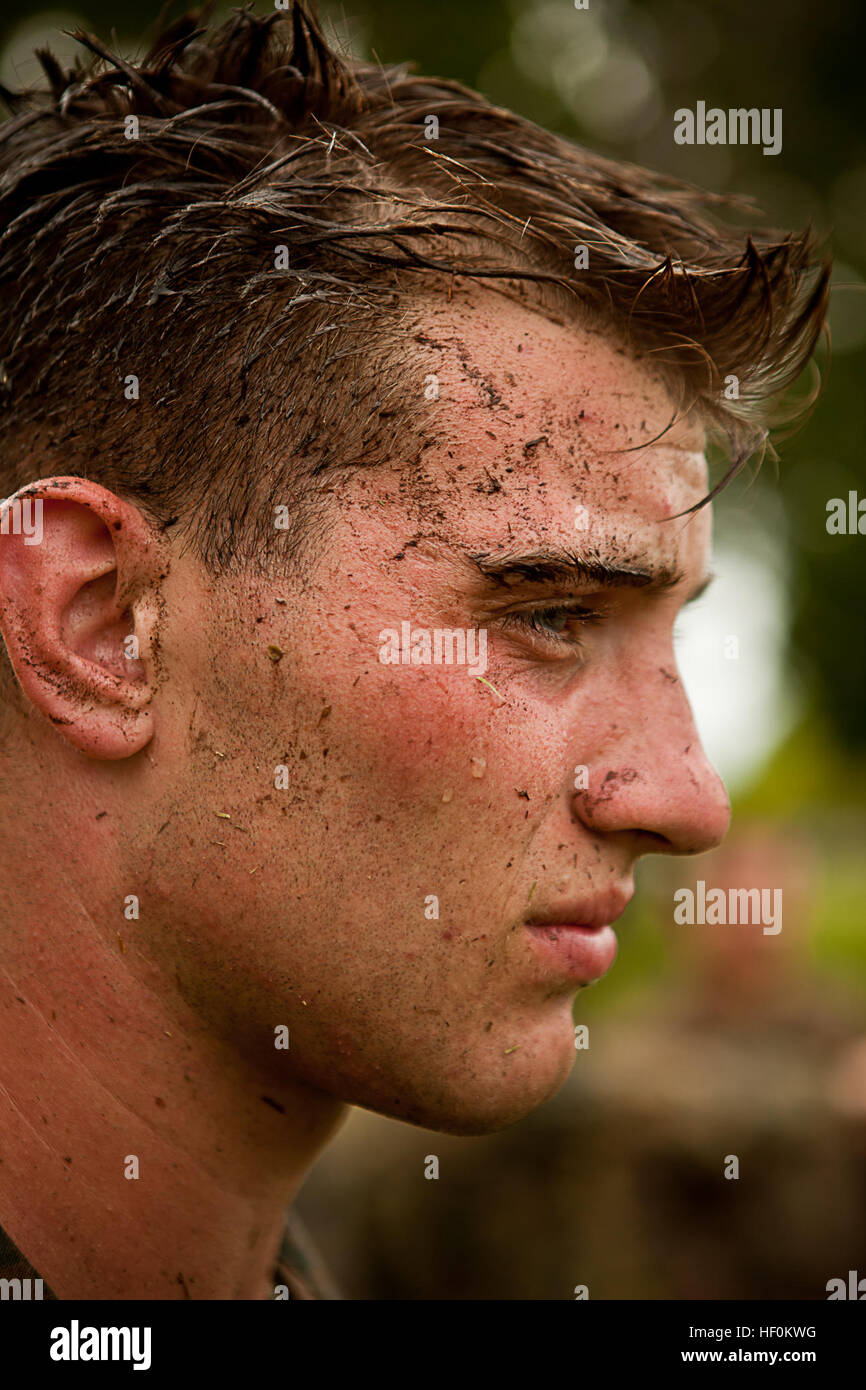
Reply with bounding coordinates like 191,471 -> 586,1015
467,546 -> 713,602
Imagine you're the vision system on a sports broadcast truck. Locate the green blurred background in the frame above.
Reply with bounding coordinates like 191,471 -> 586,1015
3,0 -> 864,1297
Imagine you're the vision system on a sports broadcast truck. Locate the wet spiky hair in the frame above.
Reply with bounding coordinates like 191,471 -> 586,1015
0,0 -> 830,574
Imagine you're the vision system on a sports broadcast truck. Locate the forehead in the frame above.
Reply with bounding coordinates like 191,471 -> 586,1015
371,284 -> 711,576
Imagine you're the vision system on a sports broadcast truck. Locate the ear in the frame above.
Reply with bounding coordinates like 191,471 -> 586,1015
0,478 -> 168,759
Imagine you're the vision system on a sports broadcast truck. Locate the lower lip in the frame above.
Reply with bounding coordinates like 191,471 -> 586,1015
525,924 -> 618,983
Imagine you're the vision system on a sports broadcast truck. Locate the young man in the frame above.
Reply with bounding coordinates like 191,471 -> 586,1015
0,4 -> 828,1298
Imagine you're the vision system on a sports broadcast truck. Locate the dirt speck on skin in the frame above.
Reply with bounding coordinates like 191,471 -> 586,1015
477,468 -> 503,494
580,767 -> 640,808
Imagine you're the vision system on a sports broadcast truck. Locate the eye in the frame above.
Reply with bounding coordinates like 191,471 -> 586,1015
503,601 -> 603,649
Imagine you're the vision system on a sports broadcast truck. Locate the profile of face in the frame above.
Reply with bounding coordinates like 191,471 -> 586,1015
3,285 -> 731,1138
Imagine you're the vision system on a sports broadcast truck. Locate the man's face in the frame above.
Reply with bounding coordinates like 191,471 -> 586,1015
146,287 -> 730,1135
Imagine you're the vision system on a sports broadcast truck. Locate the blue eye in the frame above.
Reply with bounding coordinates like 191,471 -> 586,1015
506,602 -> 602,647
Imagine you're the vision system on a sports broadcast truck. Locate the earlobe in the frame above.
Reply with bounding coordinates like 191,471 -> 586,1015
0,479 -> 164,759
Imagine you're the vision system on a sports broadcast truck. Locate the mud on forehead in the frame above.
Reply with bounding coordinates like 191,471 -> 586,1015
334,283 -> 710,573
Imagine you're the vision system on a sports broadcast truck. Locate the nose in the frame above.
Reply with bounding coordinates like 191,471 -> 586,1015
571,662 -> 731,856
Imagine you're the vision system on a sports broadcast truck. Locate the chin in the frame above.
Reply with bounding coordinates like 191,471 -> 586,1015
347,1035 -> 578,1137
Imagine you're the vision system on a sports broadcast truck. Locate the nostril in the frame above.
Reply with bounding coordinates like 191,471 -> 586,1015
640,829 -> 677,854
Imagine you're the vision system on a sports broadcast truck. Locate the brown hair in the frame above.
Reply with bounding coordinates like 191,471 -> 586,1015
0,2 -> 829,573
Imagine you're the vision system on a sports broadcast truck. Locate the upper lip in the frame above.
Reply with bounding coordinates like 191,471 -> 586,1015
525,886 -> 633,930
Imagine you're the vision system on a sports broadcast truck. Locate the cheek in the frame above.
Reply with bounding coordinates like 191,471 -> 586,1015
330,667 -> 572,870
338,667 -> 502,805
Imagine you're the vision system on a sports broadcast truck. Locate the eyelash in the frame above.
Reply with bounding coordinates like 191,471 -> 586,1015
504,601 -> 603,648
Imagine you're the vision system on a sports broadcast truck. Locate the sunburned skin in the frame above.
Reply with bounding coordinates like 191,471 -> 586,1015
0,281 -> 730,1299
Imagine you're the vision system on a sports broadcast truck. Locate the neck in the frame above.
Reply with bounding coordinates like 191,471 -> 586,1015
0,863 -> 345,1300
